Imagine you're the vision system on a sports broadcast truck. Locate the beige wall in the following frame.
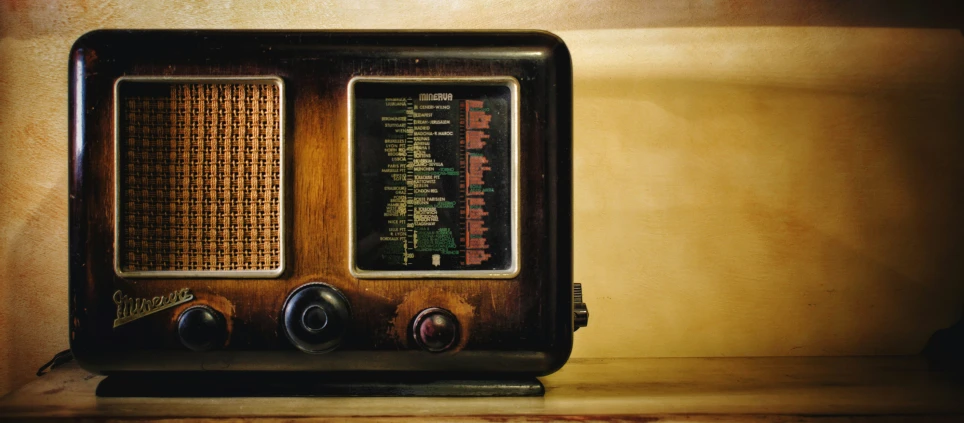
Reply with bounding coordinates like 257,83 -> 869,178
2,0 -> 963,396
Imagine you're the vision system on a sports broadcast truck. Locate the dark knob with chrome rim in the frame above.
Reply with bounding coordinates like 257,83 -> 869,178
282,283 -> 352,354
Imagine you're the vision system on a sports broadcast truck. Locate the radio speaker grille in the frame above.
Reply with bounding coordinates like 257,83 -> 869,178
117,80 -> 282,274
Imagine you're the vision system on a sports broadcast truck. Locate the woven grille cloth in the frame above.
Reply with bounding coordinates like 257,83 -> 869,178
119,82 -> 281,272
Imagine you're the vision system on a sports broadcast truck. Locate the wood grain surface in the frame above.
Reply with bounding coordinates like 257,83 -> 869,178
2,357 -> 964,421
2,0 -> 964,397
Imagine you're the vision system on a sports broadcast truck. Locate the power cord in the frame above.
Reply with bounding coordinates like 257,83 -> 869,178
36,349 -> 74,376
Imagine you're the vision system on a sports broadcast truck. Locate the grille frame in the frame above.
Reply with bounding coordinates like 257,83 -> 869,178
112,76 -> 286,278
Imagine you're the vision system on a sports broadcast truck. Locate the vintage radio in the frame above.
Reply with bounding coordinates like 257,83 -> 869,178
68,30 -> 586,384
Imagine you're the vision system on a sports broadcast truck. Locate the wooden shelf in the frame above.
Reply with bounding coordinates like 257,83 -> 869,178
2,357 -> 963,421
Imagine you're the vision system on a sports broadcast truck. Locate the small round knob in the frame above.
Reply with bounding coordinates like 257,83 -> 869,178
412,308 -> 460,352
282,283 -> 351,354
177,306 -> 226,352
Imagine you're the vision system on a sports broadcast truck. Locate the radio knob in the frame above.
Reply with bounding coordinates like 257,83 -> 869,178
574,282 -> 589,331
177,306 -> 226,352
412,308 -> 460,353
282,283 -> 351,354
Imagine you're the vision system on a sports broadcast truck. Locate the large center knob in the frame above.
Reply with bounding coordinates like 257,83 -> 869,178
282,283 -> 351,354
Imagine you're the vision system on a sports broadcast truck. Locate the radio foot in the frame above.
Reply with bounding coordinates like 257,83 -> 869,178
96,372 -> 544,397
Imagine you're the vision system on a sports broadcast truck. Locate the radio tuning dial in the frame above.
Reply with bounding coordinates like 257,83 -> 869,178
282,283 -> 352,354
412,308 -> 460,353
177,306 -> 226,352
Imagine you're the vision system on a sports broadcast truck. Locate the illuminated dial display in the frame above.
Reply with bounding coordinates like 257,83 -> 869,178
351,80 -> 516,276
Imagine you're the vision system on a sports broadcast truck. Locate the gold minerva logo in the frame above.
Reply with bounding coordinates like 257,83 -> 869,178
113,288 -> 195,328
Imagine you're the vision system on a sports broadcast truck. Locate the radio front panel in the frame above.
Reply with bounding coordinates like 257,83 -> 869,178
68,31 -> 574,375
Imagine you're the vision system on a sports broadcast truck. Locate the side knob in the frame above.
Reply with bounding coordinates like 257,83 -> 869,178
177,306 -> 226,352
282,283 -> 351,354
574,283 -> 589,331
